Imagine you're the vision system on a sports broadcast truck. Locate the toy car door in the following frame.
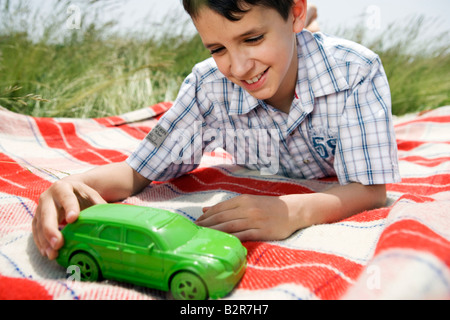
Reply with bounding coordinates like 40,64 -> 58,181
96,224 -> 123,274
121,228 -> 165,288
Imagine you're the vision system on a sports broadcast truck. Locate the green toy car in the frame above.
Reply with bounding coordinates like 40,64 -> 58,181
56,203 -> 247,300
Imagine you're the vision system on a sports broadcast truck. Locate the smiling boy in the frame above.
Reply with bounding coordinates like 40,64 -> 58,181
33,0 -> 400,259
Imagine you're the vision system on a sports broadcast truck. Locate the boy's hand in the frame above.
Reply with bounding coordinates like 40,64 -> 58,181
196,195 -> 303,242
32,178 -> 106,260
196,183 -> 386,242
32,161 -> 151,260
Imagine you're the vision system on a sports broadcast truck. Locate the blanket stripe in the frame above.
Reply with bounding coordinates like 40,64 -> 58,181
375,219 -> 450,266
34,118 -> 129,165
241,241 -> 364,300
162,167 -> 315,196
0,104 -> 449,300
0,153 -> 52,202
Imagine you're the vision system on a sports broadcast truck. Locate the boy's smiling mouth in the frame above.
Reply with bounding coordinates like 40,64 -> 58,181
244,69 -> 266,84
241,68 -> 269,88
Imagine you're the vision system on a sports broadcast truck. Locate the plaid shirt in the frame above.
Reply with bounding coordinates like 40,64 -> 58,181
127,30 -> 401,185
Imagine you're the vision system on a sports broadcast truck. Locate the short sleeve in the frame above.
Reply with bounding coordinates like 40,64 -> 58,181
334,58 -> 401,185
126,73 -> 205,181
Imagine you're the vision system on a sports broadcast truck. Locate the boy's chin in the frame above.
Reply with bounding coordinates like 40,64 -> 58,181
249,90 -> 277,104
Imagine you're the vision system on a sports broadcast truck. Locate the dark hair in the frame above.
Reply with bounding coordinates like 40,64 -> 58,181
183,0 -> 294,21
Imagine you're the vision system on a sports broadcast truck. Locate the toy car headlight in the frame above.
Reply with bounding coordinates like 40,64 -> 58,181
203,256 -> 231,273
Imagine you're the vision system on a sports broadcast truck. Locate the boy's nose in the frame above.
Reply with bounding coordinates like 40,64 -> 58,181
229,50 -> 254,80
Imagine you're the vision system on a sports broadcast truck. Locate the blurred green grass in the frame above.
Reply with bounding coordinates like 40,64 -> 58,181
1,0 -> 449,118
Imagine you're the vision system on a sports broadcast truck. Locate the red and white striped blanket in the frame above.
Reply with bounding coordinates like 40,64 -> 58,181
0,103 -> 449,300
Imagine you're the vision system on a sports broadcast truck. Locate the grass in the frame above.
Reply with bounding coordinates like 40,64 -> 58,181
1,0 -> 449,118
336,15 -> 450,116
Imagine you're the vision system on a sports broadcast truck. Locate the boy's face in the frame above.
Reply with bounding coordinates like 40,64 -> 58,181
193,4 -> 305,110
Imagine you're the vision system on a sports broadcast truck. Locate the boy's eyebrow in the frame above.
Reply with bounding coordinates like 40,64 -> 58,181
204,27 -> 264,49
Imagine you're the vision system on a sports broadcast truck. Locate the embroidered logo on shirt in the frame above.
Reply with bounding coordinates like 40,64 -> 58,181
146,124 -> 169,148
312,136 -> 336,159
309,128 -> 337,160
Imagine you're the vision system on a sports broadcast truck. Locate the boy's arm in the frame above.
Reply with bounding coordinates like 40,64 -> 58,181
290,183 -> 386,227
32,161 -> 151,260
196,183 -> 386,241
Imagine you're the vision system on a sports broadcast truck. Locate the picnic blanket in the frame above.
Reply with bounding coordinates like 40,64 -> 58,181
0,103 -> 449,300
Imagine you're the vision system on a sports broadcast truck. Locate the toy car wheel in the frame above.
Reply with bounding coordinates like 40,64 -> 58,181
170,271 -> 208,300
69,252 -> 101,282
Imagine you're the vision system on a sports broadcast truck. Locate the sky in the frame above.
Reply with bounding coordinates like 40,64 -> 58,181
313,0 -> 449,32
99,0 -> 450,34
17,0 -> 450,40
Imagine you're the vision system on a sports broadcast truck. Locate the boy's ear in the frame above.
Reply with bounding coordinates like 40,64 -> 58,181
292,0 -> 307,33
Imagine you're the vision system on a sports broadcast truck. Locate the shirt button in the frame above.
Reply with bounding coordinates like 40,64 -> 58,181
303,159 -> 310,164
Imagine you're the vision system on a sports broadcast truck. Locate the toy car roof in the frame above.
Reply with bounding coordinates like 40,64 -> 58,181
76,204 -> 184,231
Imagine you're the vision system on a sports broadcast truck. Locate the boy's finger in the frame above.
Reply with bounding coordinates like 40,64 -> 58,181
199,196 -> 242,218
197,204 -> 224,221
199,215 -> 255,239
32,212 -> 46,256
82,184 -> 107,206
196,207 -> 245,228
56,197 -> 81,226
35,200 -> 62,258
201,206 -> 211,213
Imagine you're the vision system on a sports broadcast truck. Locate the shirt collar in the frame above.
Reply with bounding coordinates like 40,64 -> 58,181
296,30 -> 349,100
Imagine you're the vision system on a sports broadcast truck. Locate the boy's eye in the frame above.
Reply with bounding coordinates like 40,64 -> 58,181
245,34 -> 264,43
210,47 -> 225,55
209,35 -> 264,55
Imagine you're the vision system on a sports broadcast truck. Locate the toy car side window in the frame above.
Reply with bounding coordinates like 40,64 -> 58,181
98,225 -> 121,243
125,229 -> 152,248
74,223 -> 96,236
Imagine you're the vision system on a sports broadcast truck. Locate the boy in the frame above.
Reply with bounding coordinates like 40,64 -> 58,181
33,0 -> 400,260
